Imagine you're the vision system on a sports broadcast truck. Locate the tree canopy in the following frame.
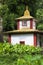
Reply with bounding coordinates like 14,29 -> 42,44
0,0 -> 43,31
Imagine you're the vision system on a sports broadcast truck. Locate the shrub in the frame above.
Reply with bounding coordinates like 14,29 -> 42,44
0,43 -> 43,65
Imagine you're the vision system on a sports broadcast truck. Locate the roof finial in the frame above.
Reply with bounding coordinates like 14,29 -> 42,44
24,6 -> 30,16
26,6 -> 28,10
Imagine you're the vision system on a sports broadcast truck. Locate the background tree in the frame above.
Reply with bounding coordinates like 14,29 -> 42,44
36,0 -> 43,30
36,9 -> 43,30
0,0 -> 43,31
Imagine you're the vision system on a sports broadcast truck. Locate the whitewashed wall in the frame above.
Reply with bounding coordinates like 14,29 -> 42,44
11,34 -> 34,45
33,21 -> 36,29
19,21 -> 30,29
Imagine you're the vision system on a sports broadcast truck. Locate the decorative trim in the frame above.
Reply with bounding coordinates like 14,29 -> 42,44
30,19 -> 33,29
17,20 -> 20,29
34,34 -> 37,46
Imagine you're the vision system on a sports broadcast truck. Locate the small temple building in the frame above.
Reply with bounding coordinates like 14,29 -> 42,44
4,6 -> 43,47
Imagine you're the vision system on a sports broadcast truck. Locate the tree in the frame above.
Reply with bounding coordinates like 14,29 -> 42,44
36,0 -> 43,30
3,13 -> 15,31
0,0 -> 43,31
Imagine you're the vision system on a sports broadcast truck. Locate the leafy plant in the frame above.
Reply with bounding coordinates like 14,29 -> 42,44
0,43 -> 43,65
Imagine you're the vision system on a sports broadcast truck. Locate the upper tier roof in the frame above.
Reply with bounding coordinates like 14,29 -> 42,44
16,6 -> 33,20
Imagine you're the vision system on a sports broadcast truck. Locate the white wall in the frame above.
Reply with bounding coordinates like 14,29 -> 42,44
19,21 -> 30,29
11,34 -> 34,45
33,21 -> 36,29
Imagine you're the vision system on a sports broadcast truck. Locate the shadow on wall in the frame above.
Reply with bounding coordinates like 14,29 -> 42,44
0,33 -> 3,43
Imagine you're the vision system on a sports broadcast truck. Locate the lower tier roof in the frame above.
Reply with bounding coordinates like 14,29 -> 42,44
3,29 -> 43,34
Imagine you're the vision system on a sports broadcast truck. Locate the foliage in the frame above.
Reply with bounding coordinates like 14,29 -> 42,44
36,0 -> 43,30
3,13 -> 15,31
37,24 -> 43,30
36,9 -> 43,21
0,0 -> 43,31
0,43 -> 43,65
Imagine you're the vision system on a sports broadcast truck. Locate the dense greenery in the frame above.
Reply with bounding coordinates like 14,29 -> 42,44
0,43 -> 43,65
0,0 -> 43,31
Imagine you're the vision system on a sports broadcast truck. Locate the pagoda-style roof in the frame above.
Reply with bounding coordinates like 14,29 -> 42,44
3,29 -> 43,34
16,6 -> 33,20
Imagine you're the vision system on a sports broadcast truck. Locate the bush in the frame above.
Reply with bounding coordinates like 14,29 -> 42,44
0,43 -> 43,65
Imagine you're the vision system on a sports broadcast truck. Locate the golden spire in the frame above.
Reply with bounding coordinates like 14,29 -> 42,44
24,6 -> 30,16
16,6 -> 33,20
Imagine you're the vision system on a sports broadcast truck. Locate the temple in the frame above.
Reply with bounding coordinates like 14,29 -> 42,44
4,6 -> 43,47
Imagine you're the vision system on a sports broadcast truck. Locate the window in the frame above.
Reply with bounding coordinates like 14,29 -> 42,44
20,41 -> 25,44
22,21 -> 27,26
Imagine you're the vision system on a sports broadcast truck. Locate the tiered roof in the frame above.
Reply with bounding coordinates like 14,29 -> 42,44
16,6 -> 33,20
4,6 -> 43,34
4,29 -> 43,34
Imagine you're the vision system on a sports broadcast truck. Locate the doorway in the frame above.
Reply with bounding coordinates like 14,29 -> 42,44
20,41 -> 25,45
